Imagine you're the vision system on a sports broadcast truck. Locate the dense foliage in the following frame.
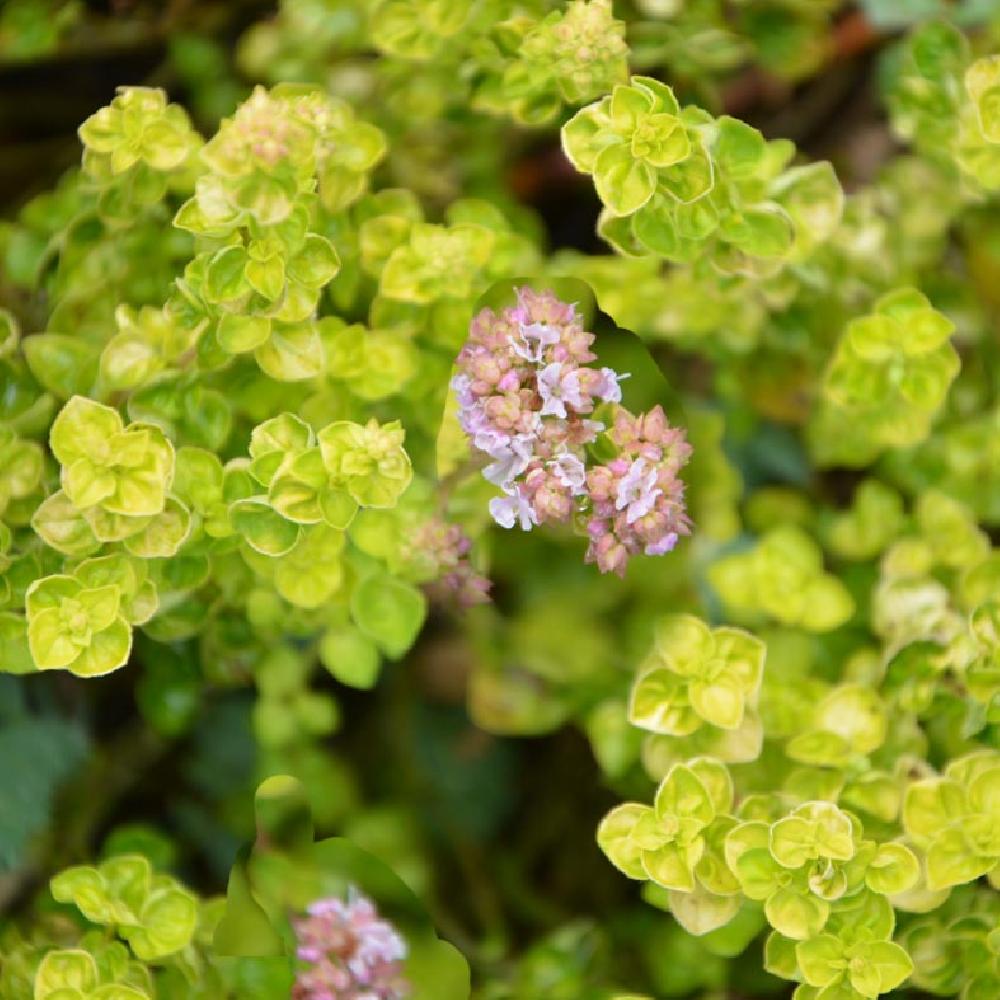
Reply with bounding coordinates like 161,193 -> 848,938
3,1 -> 1000,998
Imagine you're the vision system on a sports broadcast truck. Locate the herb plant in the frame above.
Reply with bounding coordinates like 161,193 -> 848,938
2,3 -> 1000,999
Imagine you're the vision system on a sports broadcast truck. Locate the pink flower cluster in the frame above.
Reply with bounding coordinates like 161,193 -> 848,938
404,517 -> 492,607
292,891 -> 410,1000
453,287 -> 692,576
585,407 -> 692,576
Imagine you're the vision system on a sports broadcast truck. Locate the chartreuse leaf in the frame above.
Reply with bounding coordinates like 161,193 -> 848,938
0,308 -> 18,357
119,881 -> 198,960
255,321 -> 325,381
770,803 -> 855,869
0,425 -> 44,509
230,499 -> 300,557
901,755 -> 1000,890
50,854 -> 197,961
222,412 -> 415,576
725,821 -> 784,900
123,497 -> 191,558
318,418 -> 412,508
79,86 -> 198,175
819,287 -> 959,456
597,759 -> 731,896
787,685 -> 888,767
249,413 -> 314,486
350,573 -> 427,659
217,314 -> 270,354
31,492 -> 101,557
765,930 -> 799,980
34,949 -> 98,997
797,933 -> 912,998
594,143 -> 656,216
765,885 -> 829,941
49,396 -> 175,519
966,55 -> 1000,143
273,524 -> 345,608
319,626 -> 382,689
630,613 -> 765,735
563,77 -> 702,221
865,843 -> 920,895
688,757 -> 734,816
709,526 -> 854,632
31,916 -> 171,995
0,614 -> 35,675
597,803 -> 655,880
721,799 -> 903,945
667,883 -> 740,936
25,573 -> 133,677
561,74 -> 840,269
379,222 -> 493,304
23,335 -> 100,400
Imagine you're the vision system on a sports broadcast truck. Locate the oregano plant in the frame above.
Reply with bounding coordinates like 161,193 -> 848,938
2,3 -> 1000,999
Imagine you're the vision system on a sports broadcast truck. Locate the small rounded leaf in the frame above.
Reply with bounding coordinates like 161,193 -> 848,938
765,885 -> 829,941
866,842 -> 920,896
319,627 -> 382,689
594,144 -> 656,216
33,950 -> 98,998
123,886 -> 199,960
230,499 -> 301,557
597,803 -> 653,880
350,573 -> 427,659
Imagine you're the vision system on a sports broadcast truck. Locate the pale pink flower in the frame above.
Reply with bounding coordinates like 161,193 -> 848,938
616,458 -> 662,524
538,362 -> 587,419
450,374 -> 474,408
484,434 -> 535,488
489,489 -> 538,531
549,451 -> 587,494
509,321 -> 561,363
293,890 -> 409,1000
645,532 -> 679,556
